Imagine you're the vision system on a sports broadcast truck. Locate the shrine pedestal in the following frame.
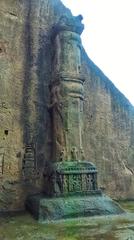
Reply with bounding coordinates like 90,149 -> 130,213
26,193 -> 125,222
26,161 -> 124,222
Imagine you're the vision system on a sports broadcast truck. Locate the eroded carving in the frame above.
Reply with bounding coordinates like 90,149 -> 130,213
71,147 -> 78,161
0,101 -> 8,111
52,14 -> 84,36
59,148 -> 65,162
0,149 -> 4,175
22,144 -> 38,181
0,41 -> 7,55
54,161 -> 99,196
48,81 -> 62,111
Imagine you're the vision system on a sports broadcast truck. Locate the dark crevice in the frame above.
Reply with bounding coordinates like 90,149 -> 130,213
35,29 -> 52,168
4,130 -> 8,136
21,0 -> 53,174
8,12 -> 17,17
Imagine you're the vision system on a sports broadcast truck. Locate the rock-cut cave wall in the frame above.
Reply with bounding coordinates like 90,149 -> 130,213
0,0 -> 134,212
82,51 -> 134,199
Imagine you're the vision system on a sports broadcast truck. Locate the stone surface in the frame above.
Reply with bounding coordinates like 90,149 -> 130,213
82,52 -> 134,199
0,0 -> 70,211
0,0 -> 134,212
26,194 -> 124,221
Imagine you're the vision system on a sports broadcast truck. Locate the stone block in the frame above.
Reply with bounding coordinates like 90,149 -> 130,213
26,193 -> 125,222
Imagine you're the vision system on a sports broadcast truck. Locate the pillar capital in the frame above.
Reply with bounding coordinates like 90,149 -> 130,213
52,14 -> 84,39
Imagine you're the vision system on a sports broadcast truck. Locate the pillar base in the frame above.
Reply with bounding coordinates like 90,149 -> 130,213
26,193 -> 125,222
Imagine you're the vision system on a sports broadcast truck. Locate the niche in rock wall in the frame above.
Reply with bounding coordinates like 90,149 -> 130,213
0,41 -> 7,56
4,130 -> 8,136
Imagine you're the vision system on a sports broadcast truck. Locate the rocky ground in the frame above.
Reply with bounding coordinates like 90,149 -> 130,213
0,201 -> 134,240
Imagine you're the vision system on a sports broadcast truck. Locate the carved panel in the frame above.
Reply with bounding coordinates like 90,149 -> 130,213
55,161 -> 99,196
63,174 -> 69,193
22,144 -> 37,180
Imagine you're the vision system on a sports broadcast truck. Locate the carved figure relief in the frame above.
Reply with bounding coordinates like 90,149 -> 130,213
59,148 -> 65,161
0,150 -> 4,175
49,82 -> 67,161
48,82 -> 62,111
71,147 -> 78,161
55,166 -> 98,195
54,171 -> 99,196
80,148 -> 85,160
63,175 -> 69,193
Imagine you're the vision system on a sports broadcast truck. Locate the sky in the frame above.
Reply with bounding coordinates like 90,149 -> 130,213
61,0 -> 134,106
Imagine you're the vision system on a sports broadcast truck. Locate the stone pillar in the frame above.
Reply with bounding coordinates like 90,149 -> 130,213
51,15 -> 85,162
26,15 -> 125,222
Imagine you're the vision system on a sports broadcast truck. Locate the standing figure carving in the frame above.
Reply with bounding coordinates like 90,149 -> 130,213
49,81 -> 67,162
71,147 -> 78,161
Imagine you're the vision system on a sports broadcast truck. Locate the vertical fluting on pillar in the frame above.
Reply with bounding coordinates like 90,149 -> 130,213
50,15 -> 85,162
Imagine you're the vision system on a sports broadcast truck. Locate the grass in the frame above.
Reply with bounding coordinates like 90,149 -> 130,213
0,201 -> 134,240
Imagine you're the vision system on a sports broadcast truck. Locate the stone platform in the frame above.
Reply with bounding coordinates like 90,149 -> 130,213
26,193 -> 125,222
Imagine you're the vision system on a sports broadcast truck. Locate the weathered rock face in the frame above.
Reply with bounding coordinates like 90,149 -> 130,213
0,0 -> 66,211
82,53 -> 134,199
0,0 -> 134,211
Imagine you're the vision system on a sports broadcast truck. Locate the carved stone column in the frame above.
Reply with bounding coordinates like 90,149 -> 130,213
26,15 -> 125,221
51,15 -> 85,162
49,15 -> 99,196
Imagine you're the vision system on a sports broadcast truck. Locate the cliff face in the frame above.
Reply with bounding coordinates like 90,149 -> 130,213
0,0 -> 65,211
82,52 -> 134,199
0,0 -> 133,211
